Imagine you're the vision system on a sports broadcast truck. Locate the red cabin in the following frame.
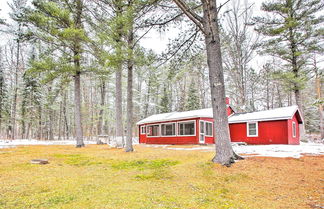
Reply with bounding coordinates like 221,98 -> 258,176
137,105 -> 303,145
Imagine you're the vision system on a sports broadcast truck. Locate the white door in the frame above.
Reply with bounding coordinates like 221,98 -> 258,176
199,121 -> 205,143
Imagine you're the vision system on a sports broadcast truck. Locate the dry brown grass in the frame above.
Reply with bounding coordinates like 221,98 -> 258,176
0,144 -> 323,209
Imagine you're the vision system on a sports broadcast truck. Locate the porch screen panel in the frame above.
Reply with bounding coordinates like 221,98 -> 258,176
178,121 -> 195,136
206,122 -> 212,136
147,125 -> 160,136
161,123 -> 175,136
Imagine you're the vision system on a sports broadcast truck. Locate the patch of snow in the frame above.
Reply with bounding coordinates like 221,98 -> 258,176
233,142 -> 324,158
166,146 -> 212,151
107,137 -> 139,148
0,139 -> 96,149
144,142 -> 324,158
143,144 -> 169,148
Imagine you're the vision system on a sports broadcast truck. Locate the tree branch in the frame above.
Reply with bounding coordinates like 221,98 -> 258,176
172,0 -> 205,34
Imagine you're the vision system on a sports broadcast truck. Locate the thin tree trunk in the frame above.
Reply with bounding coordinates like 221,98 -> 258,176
38,105 -> 42,140
11,37 -> 20,140
63,91 -> 69,140
144,78 -> 151,117
314,60 -> 324,139
58,99 -> 62,140
97,78 -> 106,144
276,84 -> 282,107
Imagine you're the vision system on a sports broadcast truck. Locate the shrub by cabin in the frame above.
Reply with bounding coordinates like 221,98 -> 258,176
137,105 -> 303,145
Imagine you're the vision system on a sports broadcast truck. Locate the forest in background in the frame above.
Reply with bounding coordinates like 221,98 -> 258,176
0,0 -> 323,144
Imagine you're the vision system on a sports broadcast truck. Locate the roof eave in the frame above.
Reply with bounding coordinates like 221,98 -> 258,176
228,116 -> 291,124
136,115 -> 213,125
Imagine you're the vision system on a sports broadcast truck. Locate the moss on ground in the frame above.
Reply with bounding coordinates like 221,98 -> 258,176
0,145 -> 323,209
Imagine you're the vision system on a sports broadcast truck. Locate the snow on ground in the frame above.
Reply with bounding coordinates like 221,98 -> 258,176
144,142 -> 324,158
0,139 -> 96,149
1,139 -> 323,158
232,142 -> 324,158
0,137 -> 139,149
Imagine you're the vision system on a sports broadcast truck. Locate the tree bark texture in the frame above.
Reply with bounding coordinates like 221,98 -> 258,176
125,13 -> 134,152
316,70 -> 324,139
74,73 -> 84,147
201,0 -> 239,166
114,2 -> 124,143
11,38 -> 20,140
73,0 -> 84,147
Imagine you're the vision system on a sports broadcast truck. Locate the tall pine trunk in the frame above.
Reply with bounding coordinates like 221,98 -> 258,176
73,0 -> 84,147
115,69 -> 123,141
125,12 -> 134,152
74,72 -> 84,147
114,2 -> 124,145
202,0 -> 240,166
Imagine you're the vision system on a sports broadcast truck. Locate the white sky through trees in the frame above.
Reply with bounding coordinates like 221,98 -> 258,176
0,0 -> 261,53
0,0 -> 322,69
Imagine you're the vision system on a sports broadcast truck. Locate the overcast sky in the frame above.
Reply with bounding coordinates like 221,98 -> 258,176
0,0 -> 262,52
2,0 -> 321,70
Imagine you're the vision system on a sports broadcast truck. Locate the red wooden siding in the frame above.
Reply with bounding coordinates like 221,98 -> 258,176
199,117 -> 214,144
138,108 -> 301,145
229,120 -> 289,144
139,119 -> 199,144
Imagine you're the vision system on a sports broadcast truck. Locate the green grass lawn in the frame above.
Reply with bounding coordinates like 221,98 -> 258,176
0,145 -> 322,209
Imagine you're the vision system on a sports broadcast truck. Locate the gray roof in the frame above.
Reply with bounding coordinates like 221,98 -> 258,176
137,105 -> 303,125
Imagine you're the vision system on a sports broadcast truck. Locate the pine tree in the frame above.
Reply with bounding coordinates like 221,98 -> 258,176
0,63 -> 9,137
23,0 -> 89,147
185,80 -> 200,111
173,0 -> 243,166
254,0 -> 324,111
8,0 -> 28,140
20,68 -> 42,139
160,86 -> 170,113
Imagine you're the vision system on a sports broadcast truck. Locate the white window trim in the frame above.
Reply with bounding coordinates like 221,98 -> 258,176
140,126 -> 146,135
292,121 -> 296,138
205,121 -> 213,137
146,124 -> 161,138
160,122 -> 177,137
177,120 -> 196,136
247,122 -> 258,137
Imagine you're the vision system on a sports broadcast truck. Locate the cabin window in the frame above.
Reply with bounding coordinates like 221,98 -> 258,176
205,122 -> 213,136
161,123 -> 176,136
247,122 -> 258,137
147,125 -> 160,137
140,126 -> 146,134
178,121 -> 195,136
292,122 -> 296,138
